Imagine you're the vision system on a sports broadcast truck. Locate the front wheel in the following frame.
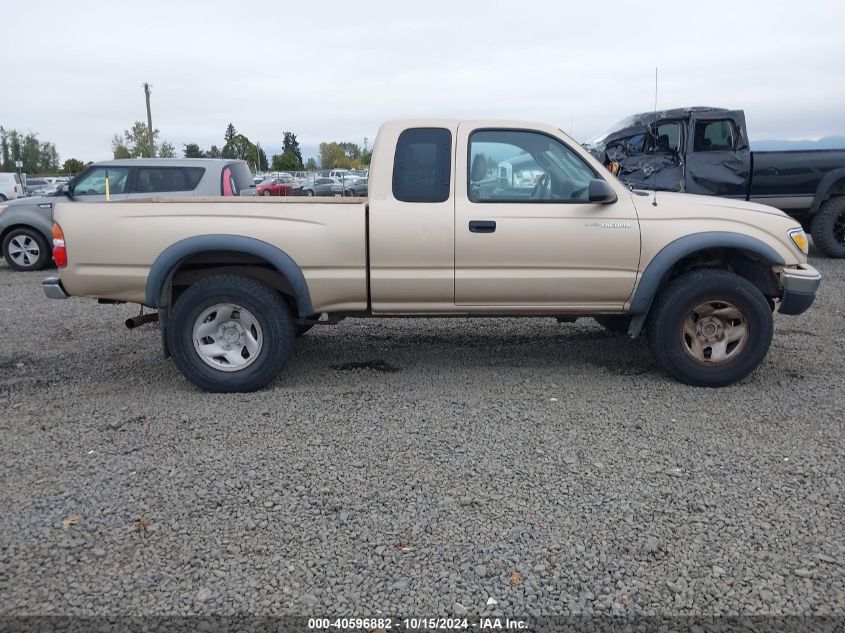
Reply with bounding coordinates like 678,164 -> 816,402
262,190 -> 272,197
166,274 -> 295,392
2,227 -> 52,271
646,269 -> 773,387
810,196 -> 845,258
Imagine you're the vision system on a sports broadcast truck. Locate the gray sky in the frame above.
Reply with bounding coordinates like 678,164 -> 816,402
6,0 -> 844,162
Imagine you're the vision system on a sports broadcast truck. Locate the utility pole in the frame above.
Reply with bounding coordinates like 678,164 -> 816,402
143,82 -> 155,158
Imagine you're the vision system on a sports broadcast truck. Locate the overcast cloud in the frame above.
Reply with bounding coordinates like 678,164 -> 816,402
5,0 -> 844,162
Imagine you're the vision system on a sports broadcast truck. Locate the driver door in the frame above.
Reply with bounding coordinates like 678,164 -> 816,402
454,124 -> 640,310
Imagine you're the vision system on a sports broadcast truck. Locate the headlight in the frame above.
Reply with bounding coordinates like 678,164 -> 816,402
788,228 -> 809,255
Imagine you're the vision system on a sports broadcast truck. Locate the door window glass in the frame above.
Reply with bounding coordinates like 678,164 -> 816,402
133,167 -> 196,193
469,130 -> 595,202
693,119 -> 736,151
645,122 -> 681,154
72,167 -> 130,195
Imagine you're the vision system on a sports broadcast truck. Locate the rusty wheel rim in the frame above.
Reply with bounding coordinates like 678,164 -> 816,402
681,300 -> 748,364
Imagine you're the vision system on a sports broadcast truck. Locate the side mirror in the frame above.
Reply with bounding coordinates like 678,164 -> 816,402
588,178 -> 618,204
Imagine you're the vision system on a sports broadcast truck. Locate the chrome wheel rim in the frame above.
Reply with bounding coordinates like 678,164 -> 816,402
192,303 -> 263,372
681,300 -> 748,364
9,235 -> 40,267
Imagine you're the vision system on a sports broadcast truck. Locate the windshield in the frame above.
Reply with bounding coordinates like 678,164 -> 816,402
584,115 -> 642,149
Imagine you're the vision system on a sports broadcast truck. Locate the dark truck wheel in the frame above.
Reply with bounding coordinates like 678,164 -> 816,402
167,274 -> 295,392
810,196 -> 845,258
594,315 -> 631,334
647,269 -> 773,387
2,227 -> 52,271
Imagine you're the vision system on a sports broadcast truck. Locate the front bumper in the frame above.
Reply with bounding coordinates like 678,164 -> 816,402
42,276 -> 69,300
779,264 -> 821,315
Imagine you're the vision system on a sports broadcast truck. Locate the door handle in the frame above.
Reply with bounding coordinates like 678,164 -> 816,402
469,220 -> 496,233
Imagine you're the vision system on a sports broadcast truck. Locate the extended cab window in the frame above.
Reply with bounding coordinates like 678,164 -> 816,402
693,119 -> 737,152
133,167 -> 204,193
469,129 -> 594,202
392,128 -> 452,203
645,122 -> 681,154
72,167 -> 130,195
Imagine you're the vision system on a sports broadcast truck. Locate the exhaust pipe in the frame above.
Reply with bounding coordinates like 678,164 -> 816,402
125,312 -> 159,329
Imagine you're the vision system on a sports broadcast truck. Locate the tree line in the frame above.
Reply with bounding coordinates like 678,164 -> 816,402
180,123 -> 373,171
1,125 -> 84,175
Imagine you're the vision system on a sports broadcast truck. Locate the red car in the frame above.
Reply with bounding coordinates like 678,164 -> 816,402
256,176 -> 302,196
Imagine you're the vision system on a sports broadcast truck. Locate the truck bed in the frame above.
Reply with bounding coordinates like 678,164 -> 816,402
53,197 -> 370,312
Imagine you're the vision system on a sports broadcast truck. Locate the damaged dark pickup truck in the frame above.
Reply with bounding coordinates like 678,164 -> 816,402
587,107 -> 845,257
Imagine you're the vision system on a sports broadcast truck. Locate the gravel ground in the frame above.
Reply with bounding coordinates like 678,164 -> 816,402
0,253 -> 843,619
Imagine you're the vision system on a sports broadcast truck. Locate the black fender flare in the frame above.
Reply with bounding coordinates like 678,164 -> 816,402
810,168 -> 845,214
145,234 -> 315,317
626,231 -> 785,336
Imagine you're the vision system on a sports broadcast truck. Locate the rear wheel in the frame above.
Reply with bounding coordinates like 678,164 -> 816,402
810,196 -> 845,258
2,227 -> 51,271
646,269 -> 773,387
167,274 -> 295,392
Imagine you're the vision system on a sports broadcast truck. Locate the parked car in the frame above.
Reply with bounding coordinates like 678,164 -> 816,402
0,158 -> 255,271
43,118 -> 819,392
302,177 -> 343,196
0,172 -> 24,201
343,177 -> 368,197
257,176 -> 303,196
329,169 -> 355,180
587,106 -> 845,257
25,178 -> 51,196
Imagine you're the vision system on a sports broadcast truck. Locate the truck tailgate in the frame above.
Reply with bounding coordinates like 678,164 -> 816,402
54,197 -> 369,313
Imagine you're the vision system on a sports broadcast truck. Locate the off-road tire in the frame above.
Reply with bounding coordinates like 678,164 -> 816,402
810,196 -> 845,258
646,269 -> 773,387
2,227 -> 52,271
167,274 -> 295,392
594,315 -> 631,334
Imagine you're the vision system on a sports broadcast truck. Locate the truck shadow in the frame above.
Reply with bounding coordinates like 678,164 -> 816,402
287,319 -> 659,384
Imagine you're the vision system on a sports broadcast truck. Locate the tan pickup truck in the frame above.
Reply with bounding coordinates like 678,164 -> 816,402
42,119 -> 821,392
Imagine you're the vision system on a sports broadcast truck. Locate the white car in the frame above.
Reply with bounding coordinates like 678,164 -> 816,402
0,172 -> 24,201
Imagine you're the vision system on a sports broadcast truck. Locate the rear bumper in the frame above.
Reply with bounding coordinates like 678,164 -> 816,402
42,276 -> 69,300
779,264 -> 821,315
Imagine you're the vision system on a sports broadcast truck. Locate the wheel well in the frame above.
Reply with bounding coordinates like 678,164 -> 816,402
0,223 -> 50,247
166,250 -> 301,316
823,179 -> 845,202
660,247 -> 781,299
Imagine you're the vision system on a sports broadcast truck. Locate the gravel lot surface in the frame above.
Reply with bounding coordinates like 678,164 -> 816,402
1,254 -> 843,619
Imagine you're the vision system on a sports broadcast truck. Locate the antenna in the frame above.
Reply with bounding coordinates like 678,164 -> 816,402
652,67 -> 658,207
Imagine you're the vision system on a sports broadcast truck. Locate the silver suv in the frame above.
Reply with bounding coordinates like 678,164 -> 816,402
0,158 -> 255,271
